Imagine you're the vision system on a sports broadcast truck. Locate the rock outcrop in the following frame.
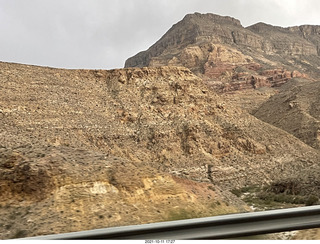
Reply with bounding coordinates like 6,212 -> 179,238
208,68 -> 310,93
247,22 -> 319,56
125,13 -> 262,69
125,13 -> 320,92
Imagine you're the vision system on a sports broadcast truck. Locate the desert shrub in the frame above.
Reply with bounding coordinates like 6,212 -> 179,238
12,229 -> 28,238
231,189 -> 242,197
269,180 -> 301,195
305,195 -> 319,206
5,224 -> 12,230
207,185 -> 215,191
210,201 -> 221,208
231,184 -> 318,208
257,191 -> 319,206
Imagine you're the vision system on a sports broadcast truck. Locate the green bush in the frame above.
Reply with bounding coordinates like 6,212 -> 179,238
231,184 -> 318,209
305,195 -> 319,206
269,180 -> 301,195
231,189 -> 242,197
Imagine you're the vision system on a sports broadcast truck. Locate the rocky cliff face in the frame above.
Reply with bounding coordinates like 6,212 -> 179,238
125,13 -> 261,69
125,13 -> 320,92
247,22 -> 319,56
1,62 -> 320,238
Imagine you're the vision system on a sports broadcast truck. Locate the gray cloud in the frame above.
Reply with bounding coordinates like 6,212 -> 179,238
0,0 -> 319,69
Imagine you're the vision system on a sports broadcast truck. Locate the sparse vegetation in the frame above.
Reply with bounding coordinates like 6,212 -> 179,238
167,208 -> 199,221
1,13 -> 320,240
231,185 -> 260,197
166,203 -> 234,222
12,229 -> 28,239
210,201 -> 221,208
305,195 -> 319,206
232,184 -> 319,210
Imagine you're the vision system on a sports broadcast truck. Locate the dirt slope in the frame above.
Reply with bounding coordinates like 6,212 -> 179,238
253,78 -> 320,149
0,62 -> 320,238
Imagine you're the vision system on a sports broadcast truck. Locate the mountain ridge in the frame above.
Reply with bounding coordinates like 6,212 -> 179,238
125,12 -> 320,86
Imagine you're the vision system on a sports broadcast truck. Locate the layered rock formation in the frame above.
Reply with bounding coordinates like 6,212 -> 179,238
125,13 -> 320,92
248,23 -> 320,56
125,13 -> 262,69
208,68 -> 309,93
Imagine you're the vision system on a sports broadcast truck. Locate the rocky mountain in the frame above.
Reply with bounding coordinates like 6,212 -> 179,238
125,13 -> 320,92
125,13 -> 320,211
1,12 -> 320,240
1,62 -> 320,239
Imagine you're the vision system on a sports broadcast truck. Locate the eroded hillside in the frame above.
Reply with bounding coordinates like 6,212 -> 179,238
0,145 -> 244,239
1,62 -> 320,238
254,78 -> 320,150
124,12 -> 320,240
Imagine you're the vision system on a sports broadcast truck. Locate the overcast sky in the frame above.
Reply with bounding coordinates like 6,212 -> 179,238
0,0 -> 320,70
